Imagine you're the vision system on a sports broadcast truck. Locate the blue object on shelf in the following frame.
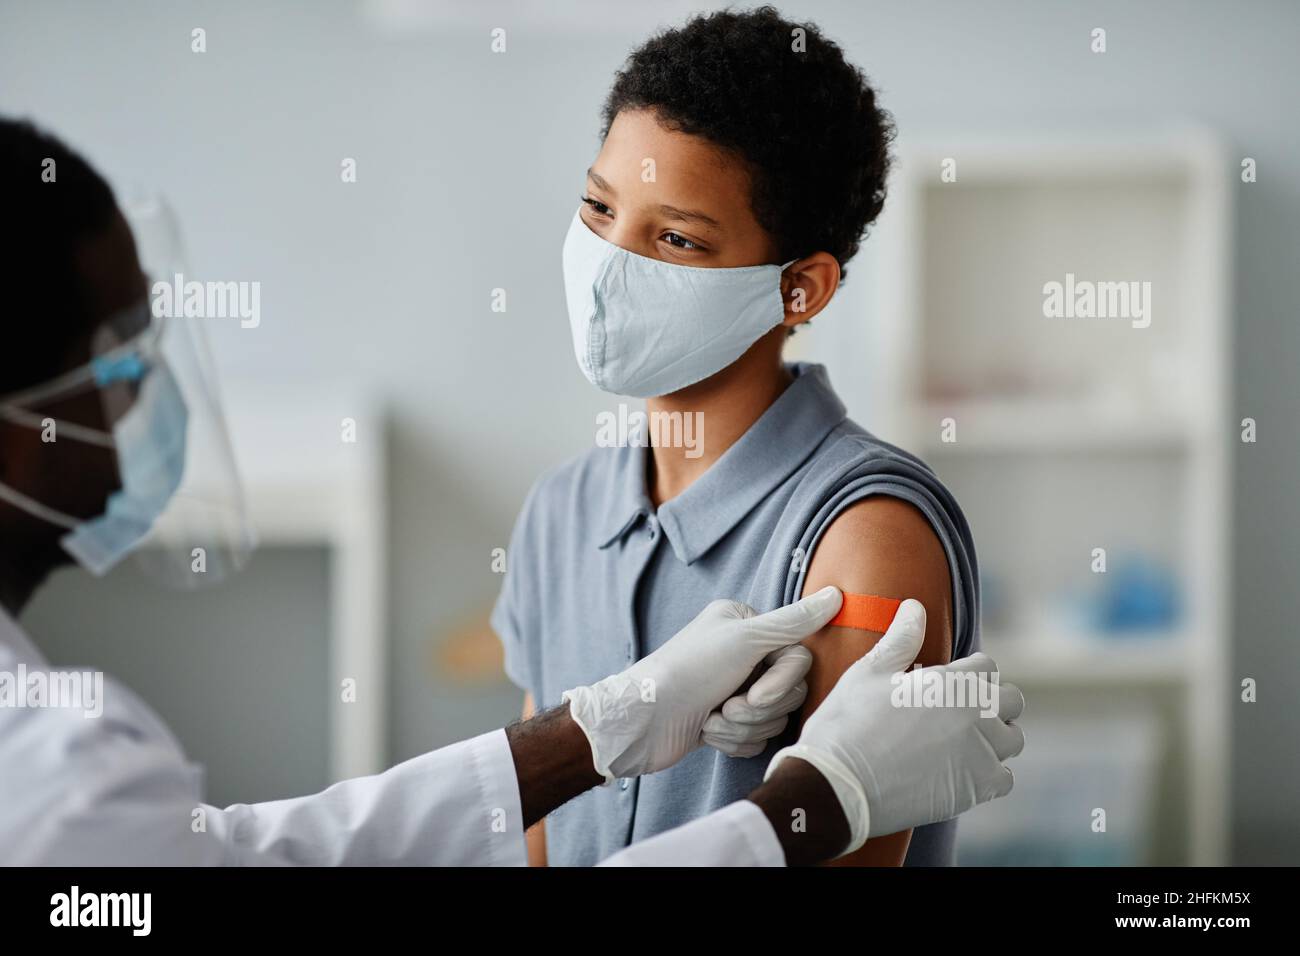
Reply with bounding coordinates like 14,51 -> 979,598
1090,557 -> 1181,633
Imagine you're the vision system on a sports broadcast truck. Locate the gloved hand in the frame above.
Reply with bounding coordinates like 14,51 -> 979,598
765,598 -> 1025,855
699,641 -> 814,759
563,586 -> 843,782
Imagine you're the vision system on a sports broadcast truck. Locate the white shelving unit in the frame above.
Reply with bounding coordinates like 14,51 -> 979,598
217,386 -> 389,782
861,131 -> 1232,864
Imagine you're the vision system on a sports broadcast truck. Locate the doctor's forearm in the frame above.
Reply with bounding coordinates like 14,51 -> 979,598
505,705 -> 604,826
747,758 -> 851,866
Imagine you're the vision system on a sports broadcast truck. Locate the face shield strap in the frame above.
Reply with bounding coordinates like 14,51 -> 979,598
0,316 -> 161,449
0,406 -> 117,448
0,310 -> 160,411
0,478 -> 81,532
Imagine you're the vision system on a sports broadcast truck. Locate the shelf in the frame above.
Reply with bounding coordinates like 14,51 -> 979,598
908,398 -> 1199,454
982,632 -> 1196,684
835,128 -> 1231,862
219,384 -> 389,781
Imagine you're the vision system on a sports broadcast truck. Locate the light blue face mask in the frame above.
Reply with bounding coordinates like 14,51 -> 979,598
60,362 -> 190,575
0,349 -> 190,577
562,210 -> 795,398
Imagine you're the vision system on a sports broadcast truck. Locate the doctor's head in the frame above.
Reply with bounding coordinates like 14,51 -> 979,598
0,118 -> 143,607
564,5 -> 893,399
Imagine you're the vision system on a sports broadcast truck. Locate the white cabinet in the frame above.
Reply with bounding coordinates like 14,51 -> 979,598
812,130 -> 1232,864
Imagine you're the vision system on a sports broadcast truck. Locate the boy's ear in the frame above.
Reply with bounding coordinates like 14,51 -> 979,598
780,251 -> 840,327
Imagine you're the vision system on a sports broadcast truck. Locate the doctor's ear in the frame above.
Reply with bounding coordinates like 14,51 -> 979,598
780,251 -> 840,328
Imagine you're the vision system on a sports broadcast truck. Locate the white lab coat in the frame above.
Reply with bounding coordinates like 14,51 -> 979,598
0,609 -> 783,867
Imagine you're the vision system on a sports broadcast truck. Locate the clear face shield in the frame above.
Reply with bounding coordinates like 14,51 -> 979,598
0,195 -> 255,587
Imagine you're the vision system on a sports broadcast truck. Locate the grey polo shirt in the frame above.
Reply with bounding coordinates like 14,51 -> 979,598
492,362 -> 980,866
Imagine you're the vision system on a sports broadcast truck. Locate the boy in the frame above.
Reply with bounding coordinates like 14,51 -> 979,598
494,6 -> 979,866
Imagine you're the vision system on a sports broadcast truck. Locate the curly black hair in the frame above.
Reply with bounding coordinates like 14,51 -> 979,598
601,5 -> 894,281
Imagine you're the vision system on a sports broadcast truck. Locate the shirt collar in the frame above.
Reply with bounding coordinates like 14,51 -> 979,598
597,443 -> 657,550
598,362 -> 847,565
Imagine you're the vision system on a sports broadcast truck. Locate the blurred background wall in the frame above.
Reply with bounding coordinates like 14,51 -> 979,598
2,0 -> 1296,862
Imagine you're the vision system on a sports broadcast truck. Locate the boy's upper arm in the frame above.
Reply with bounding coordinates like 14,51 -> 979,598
797,495 -> 955,866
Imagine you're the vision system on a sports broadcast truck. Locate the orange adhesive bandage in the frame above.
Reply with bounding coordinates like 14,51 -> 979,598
828,593 -> 903,632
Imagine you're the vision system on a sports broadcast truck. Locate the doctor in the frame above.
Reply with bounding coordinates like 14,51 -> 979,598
0,118 -> 1024,866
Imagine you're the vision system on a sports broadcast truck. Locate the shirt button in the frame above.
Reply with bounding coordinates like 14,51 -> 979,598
619,779 -> 630,791
646,518 -> 658,539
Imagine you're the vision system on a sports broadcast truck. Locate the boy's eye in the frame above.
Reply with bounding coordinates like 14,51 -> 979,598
581,196 -> 612,217
662,232 -> 699,251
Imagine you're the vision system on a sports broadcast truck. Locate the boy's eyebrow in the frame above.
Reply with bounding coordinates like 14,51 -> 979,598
658,204 -> 722,230
587,167 -> 722,230
586,168 -> 616,194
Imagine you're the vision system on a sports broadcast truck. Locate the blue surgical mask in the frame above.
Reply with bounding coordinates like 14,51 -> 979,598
562,210 -> 794,397
0,355 -> 189,577
60,363 -> 190,575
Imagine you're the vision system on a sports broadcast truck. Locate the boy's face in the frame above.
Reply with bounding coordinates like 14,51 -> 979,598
580,108 -> 781,269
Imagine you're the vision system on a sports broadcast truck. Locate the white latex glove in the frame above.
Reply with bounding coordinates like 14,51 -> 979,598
700,642 -> 814,758
765,598 -> 1025,855
563,586 -> 843,782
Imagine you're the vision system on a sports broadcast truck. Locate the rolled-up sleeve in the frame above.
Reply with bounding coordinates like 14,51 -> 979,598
784,439 -> 982,660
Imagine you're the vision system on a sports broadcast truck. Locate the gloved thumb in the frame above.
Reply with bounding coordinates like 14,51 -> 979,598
859,598 -> 926,673
741,586 -> 843,650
